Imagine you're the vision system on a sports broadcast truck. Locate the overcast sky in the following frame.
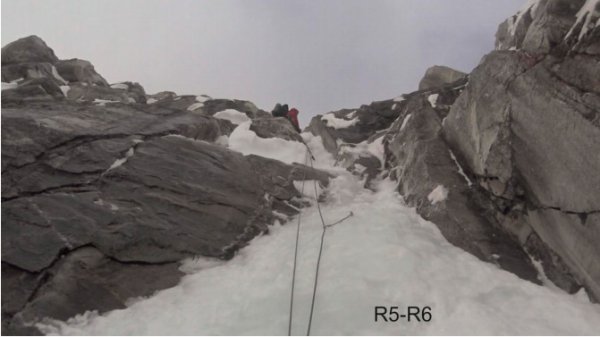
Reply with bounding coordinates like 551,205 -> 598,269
2,0 -> 523,125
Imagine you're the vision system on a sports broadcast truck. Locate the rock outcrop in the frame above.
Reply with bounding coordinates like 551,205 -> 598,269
446,0 -> 600,300
418,65 -> 467,90
1,37 -> 330,333
309,0 -> 600,302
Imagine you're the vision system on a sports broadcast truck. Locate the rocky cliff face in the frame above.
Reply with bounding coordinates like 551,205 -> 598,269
1,36 -> 330,334
309,0 -> 600,302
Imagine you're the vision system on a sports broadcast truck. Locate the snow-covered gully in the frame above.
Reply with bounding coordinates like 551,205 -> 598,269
39,135 -> 600,335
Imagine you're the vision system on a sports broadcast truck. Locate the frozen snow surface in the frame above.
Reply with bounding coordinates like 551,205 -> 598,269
228,121 -> 307,165
427,94 -> 439,108
427,185 -> 448,205
37,129 -> 600,335
338,136 -> 386,167
213,109 -> 251,125
321,113 -> 359,129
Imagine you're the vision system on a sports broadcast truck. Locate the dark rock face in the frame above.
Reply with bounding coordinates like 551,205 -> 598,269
1,36 -> 59,66
386,95 -> 539,283
55,59 -> 109,87
444,1 -> 600,299
418,65 -> 467,90
1,38 -> 331,331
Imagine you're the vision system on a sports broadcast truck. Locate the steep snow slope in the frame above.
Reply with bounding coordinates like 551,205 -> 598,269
38,134 -> 600,335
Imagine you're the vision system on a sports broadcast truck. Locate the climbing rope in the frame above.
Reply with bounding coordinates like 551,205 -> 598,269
288,142 -> 354,336
288,149 -> 310,336
306,155 -> 328,335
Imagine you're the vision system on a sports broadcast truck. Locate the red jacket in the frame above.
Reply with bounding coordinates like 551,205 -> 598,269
287,108 -> 301,132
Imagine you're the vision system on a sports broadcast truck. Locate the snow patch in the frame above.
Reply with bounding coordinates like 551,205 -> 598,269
51,65 -> 67,84
393,94 -> 406,102
110,83 -> 129,90
427,185 -> 448,205
146,98 -> 158,104
213,109 -> 250,125
2,78 -> 23,90
106,148 -> 135,172
214,135 -> 229,147
195,95 -> 211,103
400,114 -> 412,131
228,121 -> 307,165
187,102 -> 204,111
391,103 -> 397,110
1,82 -> 19,90
93,99 -> 120,106
353,163 -> 367,174
449,150 -> 472,186
293,180 -> 324,199
60,85 -> 71,97
428,93 -> 439,108
321,113 -> 359,129
565,0 -> 600,41
508,0 -> 541,36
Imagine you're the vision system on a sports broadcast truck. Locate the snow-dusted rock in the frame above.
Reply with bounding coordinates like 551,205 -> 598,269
495,0 -> 598,53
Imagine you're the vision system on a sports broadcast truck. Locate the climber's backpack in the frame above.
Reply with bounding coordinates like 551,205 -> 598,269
271,103 -> 288,117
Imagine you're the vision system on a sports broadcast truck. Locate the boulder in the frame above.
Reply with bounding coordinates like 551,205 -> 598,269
418,65 -> 467,90
110,81 -> 146,103
250,117 -> 303,142
1,35 -> 59,66
55,58 -> 109,86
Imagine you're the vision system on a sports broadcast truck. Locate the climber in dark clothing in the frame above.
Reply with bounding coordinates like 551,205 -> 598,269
271,103 -> 289,118
287,108 -> 301,133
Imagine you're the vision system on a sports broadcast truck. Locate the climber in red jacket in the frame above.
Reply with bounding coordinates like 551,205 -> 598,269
287,108 -> 301,133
